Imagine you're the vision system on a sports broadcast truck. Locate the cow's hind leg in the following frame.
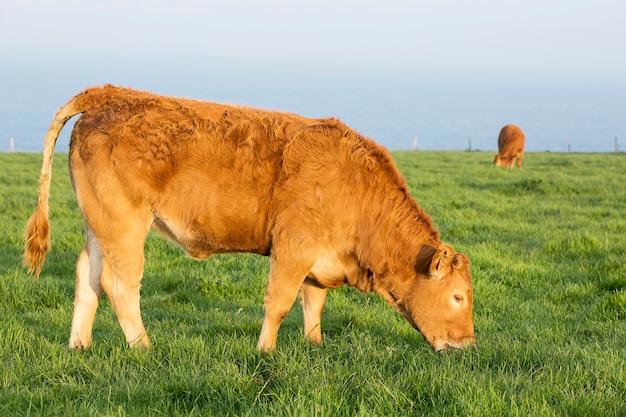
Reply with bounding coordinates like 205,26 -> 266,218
69,225 -> 104,350
70,143 -> 152,348
97,219 -> 152,349
299,278 -> 328,345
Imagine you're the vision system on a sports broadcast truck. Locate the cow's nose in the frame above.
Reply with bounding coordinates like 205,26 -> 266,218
464,336 -> 477,348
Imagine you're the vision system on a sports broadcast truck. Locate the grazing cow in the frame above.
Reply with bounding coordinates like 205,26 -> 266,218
24,85 -> 475,352
494,124 -> 525,169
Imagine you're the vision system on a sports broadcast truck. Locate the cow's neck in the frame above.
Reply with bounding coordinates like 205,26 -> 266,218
357,180 -> 440,280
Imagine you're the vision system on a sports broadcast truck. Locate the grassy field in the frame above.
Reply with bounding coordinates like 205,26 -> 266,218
0,151 -> 624,416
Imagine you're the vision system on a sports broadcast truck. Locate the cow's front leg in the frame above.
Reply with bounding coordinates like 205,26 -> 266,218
299,278 -> 328,346
257,258 -> 312,352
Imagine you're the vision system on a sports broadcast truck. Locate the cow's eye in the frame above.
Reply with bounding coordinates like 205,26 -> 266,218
453,294 -> 464,303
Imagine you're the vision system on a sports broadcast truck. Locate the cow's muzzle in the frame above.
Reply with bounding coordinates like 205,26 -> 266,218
434,337 -> 476,352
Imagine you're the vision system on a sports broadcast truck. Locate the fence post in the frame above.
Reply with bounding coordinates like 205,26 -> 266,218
10,137 -> 14,153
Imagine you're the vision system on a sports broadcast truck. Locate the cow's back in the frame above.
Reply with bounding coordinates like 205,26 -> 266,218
68,85 -> 430,262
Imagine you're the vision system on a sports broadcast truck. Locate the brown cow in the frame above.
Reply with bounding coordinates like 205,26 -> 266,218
494,124 -> 525,169
24,85 -> 475,352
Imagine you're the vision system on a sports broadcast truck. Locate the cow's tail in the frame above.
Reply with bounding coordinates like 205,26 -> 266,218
24,95 -> 86,279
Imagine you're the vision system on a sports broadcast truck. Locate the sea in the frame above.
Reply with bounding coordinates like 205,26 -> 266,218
1,65 -> 625,154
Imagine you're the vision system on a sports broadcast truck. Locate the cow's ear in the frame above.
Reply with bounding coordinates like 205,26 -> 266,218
452,254 -> 463,269
451,253 -> 470,270
429,243 -> 455,280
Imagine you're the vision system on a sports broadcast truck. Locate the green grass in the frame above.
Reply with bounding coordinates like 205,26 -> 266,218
1,151 -> 625,416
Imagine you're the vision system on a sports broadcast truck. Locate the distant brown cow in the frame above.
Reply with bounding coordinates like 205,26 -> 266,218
494,124 -> 525,169
24,85 -> 475,352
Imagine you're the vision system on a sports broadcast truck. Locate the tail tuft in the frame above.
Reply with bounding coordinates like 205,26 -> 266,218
23,205 -> 51,280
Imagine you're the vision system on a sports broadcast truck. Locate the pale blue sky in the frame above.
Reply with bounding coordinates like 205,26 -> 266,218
1,1 -> 625,153
2,0 -> 625,80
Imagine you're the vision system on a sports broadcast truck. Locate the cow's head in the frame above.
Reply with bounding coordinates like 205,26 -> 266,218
384,243 -> 476,351
494,154 -> 509,168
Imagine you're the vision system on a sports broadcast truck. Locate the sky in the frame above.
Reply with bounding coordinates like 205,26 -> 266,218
1,0 -> 625,153
1,0 -> 626,81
